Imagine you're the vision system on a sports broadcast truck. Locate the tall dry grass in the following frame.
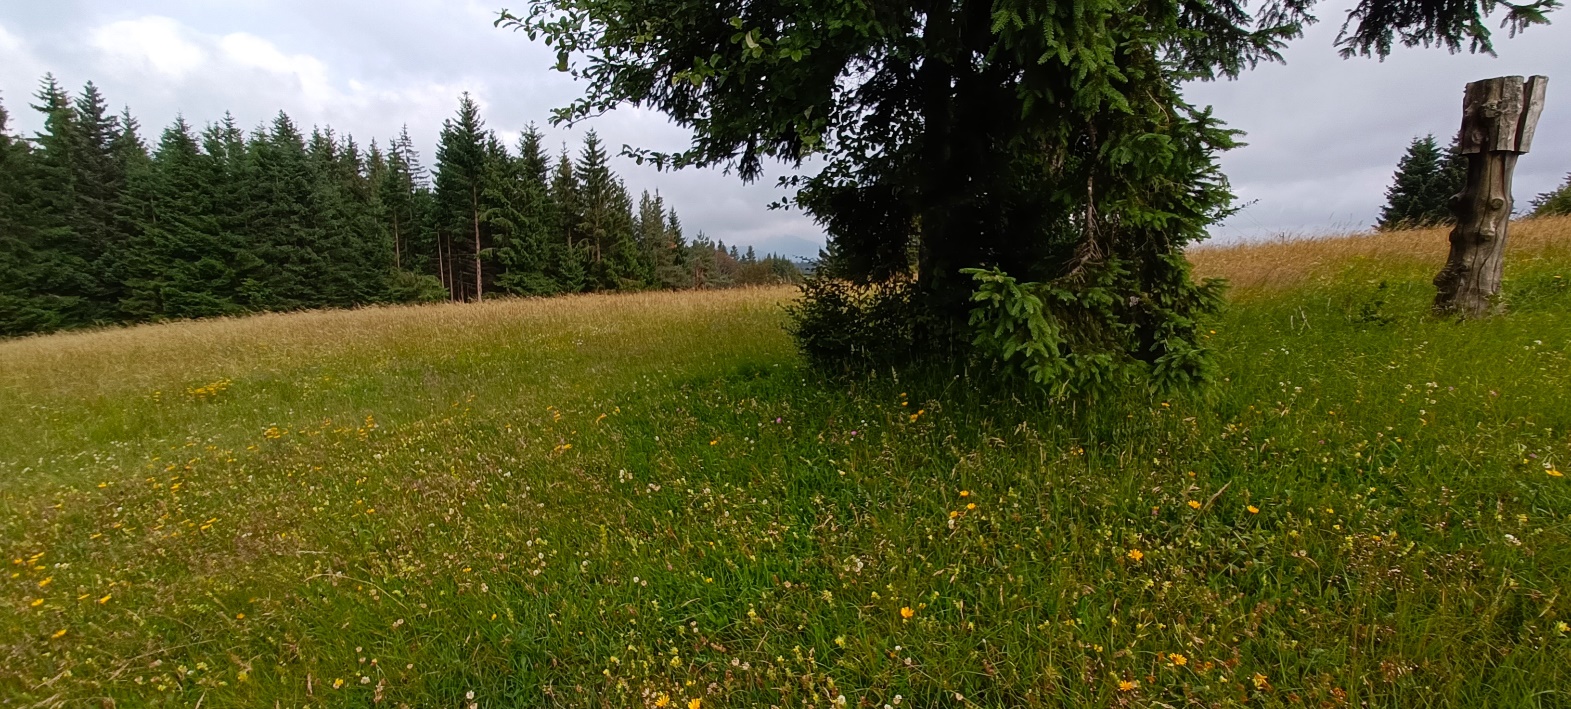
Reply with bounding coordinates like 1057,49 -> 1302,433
1189,214 -> 1571,293
0,286 -> 796,400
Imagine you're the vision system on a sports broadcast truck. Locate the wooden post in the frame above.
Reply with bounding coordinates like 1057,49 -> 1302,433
1433,75 -> 1548,317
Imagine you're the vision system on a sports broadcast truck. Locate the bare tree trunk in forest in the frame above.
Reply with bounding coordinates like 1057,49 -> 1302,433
392,215 -> 401,270
472,186 -> 484,303
1434,75 -> 1548,318
437,233 -> 449,297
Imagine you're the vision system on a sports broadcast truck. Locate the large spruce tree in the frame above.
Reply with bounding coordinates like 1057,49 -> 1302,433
1378,134 -> 1469,229
434,93 -> 493,301
500,0 -> 1556,389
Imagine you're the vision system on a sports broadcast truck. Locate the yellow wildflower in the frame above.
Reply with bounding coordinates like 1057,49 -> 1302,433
1252,673 -> 1270,689
333,678 -> 344,689
959,490 -> 970,497
30,598 -> 44,607
1548,469 -> 1564,478
98,594 -> 112,604
966,503 -> 976,510
1118,679 -> 1138,692
900,606 -> 915,619
1170,653 -> 1188,666
51,629 -> 67,639
1247,505 -> 1260,514
1187,500 -> 1202,510
688,700 -> 702,709
655,694 -> 671,708
1127,549 -> 1144,562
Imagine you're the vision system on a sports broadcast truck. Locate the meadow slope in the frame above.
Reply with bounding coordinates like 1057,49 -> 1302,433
3,217 -> 1571,708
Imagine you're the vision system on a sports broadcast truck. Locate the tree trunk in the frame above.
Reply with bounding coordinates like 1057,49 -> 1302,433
1433,75 -> 1548,318
437,233 -> 448,296
1433,151 -> 1516,317
392,214 -> 401,270
472,187 -> 483,303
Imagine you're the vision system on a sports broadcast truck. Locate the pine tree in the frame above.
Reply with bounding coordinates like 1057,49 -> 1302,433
245,112 -> 319,310
635,191 -> 668,286
379,127 -> 421,272
23,76 -> 106,327
575,131 -> 615,275
490,125 -> 560,295
0,92 -> 54,334
434,93 -> 492,301
122,117 -> 237,318
549,145 -> 588,292
654,209 -> 688,289
1378,135 -> 1459,230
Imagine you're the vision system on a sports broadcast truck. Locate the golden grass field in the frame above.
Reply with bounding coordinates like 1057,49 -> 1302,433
1190,214 -> 1571,292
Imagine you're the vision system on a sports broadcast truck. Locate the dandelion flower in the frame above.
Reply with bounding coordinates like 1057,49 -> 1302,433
710,440 -> 718,446
655,694 -> 671,708
688,699 -> 702,709
966,503 -> 976,510
1187,500 -> 1202,510
1118,680 -> 1138,692
1247,505 -> 1260,514
959,490 -> 970,497
98,594 -> 111,604
1549,469 -> 1564,478
1127,549 -> 1144,562
1170,653 -> 1188,666
30,598 -> 43,607
1252,672 -> 1270,689
900,606 -> 915,619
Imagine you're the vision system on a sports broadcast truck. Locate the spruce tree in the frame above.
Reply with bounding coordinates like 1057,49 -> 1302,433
24,76 -> 105,327
1378,134 -> 1464,230
491,126 -> 561,295
574,131 -> 616,277
245,112 -> 319,310
434,93 -> 492,301
122,117 -> 238,318
549,145 -> 588,292
654,208 -> 688,290
0,93 -> 54,335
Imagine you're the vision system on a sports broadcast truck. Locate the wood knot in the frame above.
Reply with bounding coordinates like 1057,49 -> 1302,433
1489,197 -> 1506,210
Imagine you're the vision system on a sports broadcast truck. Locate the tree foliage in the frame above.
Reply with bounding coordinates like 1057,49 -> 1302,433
0,80 -> 801,337
499,0 -> 1554,392
1532,173 -> 1571,217
1378,134 -> 1467,229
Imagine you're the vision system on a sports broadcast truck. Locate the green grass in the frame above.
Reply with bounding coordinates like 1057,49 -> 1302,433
3,243 -> 1570,708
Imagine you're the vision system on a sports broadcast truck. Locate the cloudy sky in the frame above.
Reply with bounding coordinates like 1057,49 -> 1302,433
2,1 -> 1567,254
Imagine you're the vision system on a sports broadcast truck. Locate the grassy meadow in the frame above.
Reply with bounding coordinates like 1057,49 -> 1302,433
4,217 -> 1571,708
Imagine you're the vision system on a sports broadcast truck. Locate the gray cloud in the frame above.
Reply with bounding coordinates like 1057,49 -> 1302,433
2,0 -> 1567,252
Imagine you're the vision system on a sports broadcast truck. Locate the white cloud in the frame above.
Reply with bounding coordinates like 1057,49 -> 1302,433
219,32 -> 333,106
89,16 -> 206,79
0,22 -> 46,110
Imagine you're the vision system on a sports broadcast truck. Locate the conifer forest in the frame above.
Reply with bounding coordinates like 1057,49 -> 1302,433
0,77 -> 801,337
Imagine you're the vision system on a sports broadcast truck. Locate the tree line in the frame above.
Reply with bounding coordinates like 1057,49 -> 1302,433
1379,133 -> 1571,229
0,76 -> 801,337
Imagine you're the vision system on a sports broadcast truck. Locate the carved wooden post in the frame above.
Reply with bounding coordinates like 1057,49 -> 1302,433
1434,75 -> 1548,317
